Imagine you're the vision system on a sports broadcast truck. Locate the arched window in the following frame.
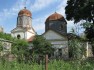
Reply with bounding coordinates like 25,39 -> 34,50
17,34 -> 21,39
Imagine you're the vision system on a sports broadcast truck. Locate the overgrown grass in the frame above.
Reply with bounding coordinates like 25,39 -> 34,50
0,59 -> 94,70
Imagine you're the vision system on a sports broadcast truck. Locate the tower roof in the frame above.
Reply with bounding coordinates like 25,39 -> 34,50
45,12 -> 64,23
18,7 -> 32,17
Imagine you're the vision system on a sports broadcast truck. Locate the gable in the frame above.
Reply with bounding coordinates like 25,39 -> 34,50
11,27 -> 25,33
43,30 -> 67,40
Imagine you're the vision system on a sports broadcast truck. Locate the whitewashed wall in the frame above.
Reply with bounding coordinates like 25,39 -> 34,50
43,30 -> 66,40
11,32 -> 25,39
43,30 -> 68,59
25,30 -> 35,39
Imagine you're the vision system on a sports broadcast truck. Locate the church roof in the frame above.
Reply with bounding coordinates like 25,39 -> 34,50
18,7 -> 32,17
45,12 -> 64,23
11,27 -> 26,33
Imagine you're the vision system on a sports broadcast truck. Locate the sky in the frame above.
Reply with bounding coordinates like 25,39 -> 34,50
0,0 -> 84,35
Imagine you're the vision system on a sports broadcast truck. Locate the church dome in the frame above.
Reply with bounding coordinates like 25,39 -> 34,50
18,7 -> 31,17
45,12 -> 64,23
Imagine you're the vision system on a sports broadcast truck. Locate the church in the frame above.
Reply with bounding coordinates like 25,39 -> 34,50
42,12 -> 68,58
11,7 -> 93,59
11,7 -> 68,59
11,7 -> 36,42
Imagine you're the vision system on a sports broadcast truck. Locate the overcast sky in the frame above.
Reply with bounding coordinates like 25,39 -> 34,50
0,0 -> 84,34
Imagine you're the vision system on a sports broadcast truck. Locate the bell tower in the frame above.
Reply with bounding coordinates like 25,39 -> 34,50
17,7 -> 32,29
11,7 -> 35,42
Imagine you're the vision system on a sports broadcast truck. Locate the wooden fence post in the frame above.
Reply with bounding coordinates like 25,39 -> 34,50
45,54 -> 48,70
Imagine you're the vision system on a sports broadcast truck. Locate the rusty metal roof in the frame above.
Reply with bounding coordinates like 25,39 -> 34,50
18,7 -> 31,17
45,12 -> 64,23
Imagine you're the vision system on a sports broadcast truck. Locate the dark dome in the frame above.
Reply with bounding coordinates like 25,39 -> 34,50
18,7 -> 31,17
45,12 -> 64,23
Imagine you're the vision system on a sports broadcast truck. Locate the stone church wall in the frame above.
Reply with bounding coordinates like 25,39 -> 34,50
0,39 -> 12,56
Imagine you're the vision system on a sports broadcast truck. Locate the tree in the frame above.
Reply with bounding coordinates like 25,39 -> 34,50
32,35 -> 54,64
0,32 -> 31,63
0,32 -> 13,41
32,35 -> 54,56
65,0 -> 94,55
68,29 -> 86,59
65,0 -> 94,23
11,39 -> 29,63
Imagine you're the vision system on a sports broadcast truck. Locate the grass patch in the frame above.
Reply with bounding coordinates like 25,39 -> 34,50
0,59 -> 94,70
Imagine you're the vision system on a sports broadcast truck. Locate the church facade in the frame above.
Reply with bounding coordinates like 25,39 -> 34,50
11,7 -> 36,42
43,12 -> 68,59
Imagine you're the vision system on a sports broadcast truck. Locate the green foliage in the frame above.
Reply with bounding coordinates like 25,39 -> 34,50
68,29 -> 86,59
0,32 -> 30,62
0,32 -> 29,55
65,0 -> 94,23
65,0 -> 94,41
65,0 -> 94,55
81,22 -> 94,41
0,32 -> 14,41
0,60 -> 94,70
32,35 -> 54,55
82,22 -> 94,55
11,39 -> 29,62
69,38 -> 85,59
0,42 -> 3,52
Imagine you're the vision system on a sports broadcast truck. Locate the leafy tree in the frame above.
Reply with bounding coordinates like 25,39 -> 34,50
0,32 -> 31,63
65,0 -> 94,55
65,0 -> 94,23
32,35 -> 54,56
0,32 -> 13,40
68,29 -> 86,59
11,39 -> 29,62
32,35 -> 54,64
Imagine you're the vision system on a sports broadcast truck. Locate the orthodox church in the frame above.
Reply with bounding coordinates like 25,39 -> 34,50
11,7 -> 36,42
11,7 -> 68,58
43,12 -> 68,58
11,7 -> 93,59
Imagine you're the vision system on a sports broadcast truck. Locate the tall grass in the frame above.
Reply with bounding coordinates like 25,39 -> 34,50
0,59 -> 94,70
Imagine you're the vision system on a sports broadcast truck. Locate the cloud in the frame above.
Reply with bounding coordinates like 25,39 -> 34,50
30,0 -> 62,12
32,17 -> 45,31
31,0 -> 75,34
0,0 -> 25,22
32,11 -> 55,34
0,0 -> 61,22
67,21 -> 75,32
67,21 -> 85,34
0,0 -> 84,34
0,0 -> 62,34
56,0 -> 67,15
32,14 -> 49,34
